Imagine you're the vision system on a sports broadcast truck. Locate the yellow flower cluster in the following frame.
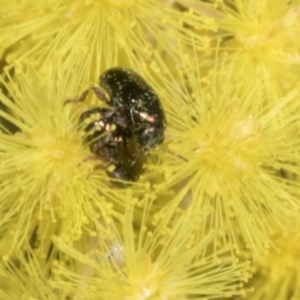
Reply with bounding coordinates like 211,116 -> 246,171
0,0 -> 300,299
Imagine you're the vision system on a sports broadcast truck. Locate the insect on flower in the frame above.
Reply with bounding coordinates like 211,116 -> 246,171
65,67 -> 166,185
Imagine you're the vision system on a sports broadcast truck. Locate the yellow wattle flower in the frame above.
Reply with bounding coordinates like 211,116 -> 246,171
184,0 -> 300,92
1,1 -> 300,298
51,203 -> 250,299
0,0 -> 206,80
0,66 -> 131,255
247,228 -> 300,299
149,49 -> 300,259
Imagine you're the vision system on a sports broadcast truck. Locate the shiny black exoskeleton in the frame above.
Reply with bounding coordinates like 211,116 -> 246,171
66,67 -> 166,185
99,68 -> 166,150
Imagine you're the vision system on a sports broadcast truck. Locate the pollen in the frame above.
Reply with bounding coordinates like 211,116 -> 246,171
196,108 -> 262,171
51,149 -> 65,159
186,104 -> 263,198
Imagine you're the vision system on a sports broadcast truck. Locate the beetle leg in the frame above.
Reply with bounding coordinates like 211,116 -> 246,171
129,108 -> 135,125
64,87 -> 109,106
64,89 -> 90,105
91,87 -> 109,104
97,107 -> 115,119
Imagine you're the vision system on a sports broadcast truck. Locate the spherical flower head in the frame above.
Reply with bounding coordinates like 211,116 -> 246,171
0,65 -> 136,256
186,0 -> 300,91
51,203 -> 250,299
0,0 -> 206,80
150,50 -> 300,259
248,228 -> 300,299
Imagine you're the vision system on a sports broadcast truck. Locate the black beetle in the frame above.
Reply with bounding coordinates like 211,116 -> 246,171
99,67 -> 166,150
65,67 -> 166,184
